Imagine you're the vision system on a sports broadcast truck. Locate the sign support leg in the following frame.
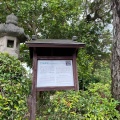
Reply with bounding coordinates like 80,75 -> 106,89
29,48 -> 37,120
29,90 -> 36,120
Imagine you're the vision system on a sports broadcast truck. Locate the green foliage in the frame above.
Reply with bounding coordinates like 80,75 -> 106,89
77,50 -> 100,90
78,21 -> 112,70
94,62 -> 111,84
83,83 -> 119,119
0,53 -> 31,119
19,43 -> 32,67
0,0 -> 83,37
38,83 -> 120,120
77,49 -> 111,89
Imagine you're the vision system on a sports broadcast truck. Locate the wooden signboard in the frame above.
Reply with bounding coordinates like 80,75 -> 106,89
26,39 -> 85,120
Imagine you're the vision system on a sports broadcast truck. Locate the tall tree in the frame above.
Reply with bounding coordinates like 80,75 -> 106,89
0,0 -> 112,71
111,0 -> 120,104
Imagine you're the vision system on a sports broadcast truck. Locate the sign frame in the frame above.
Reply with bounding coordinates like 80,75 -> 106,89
37,60 -> 74,87
36,56 -> 79,91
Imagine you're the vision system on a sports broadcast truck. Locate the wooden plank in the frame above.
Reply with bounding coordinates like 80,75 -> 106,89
36,86 -> 75,91
37,56 -> 73,60
26,43 -> 85,48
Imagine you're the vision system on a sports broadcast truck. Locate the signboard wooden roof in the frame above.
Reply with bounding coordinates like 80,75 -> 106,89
26,39 -> 85,48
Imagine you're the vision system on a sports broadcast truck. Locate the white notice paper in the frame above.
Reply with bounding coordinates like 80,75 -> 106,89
37,60 -> 74,87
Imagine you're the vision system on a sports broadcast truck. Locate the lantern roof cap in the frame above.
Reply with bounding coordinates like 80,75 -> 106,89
6,13 -> 18,25
0,13 -> 28,42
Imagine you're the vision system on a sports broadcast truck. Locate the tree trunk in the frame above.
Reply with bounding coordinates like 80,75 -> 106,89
111,0 -> 120,102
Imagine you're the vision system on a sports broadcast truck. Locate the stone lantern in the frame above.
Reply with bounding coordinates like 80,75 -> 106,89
0,13 -> 27,58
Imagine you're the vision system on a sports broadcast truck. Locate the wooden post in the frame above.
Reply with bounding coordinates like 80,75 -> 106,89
73,49 -> 79,91
29,48 -> 37,120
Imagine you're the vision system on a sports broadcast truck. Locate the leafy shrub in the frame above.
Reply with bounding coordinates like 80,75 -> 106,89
83,83 -> 120,119
0,53 -> 31,119
38,83 -> 120,120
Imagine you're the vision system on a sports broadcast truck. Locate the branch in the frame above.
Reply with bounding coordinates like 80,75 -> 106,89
4,0 -> 12,12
